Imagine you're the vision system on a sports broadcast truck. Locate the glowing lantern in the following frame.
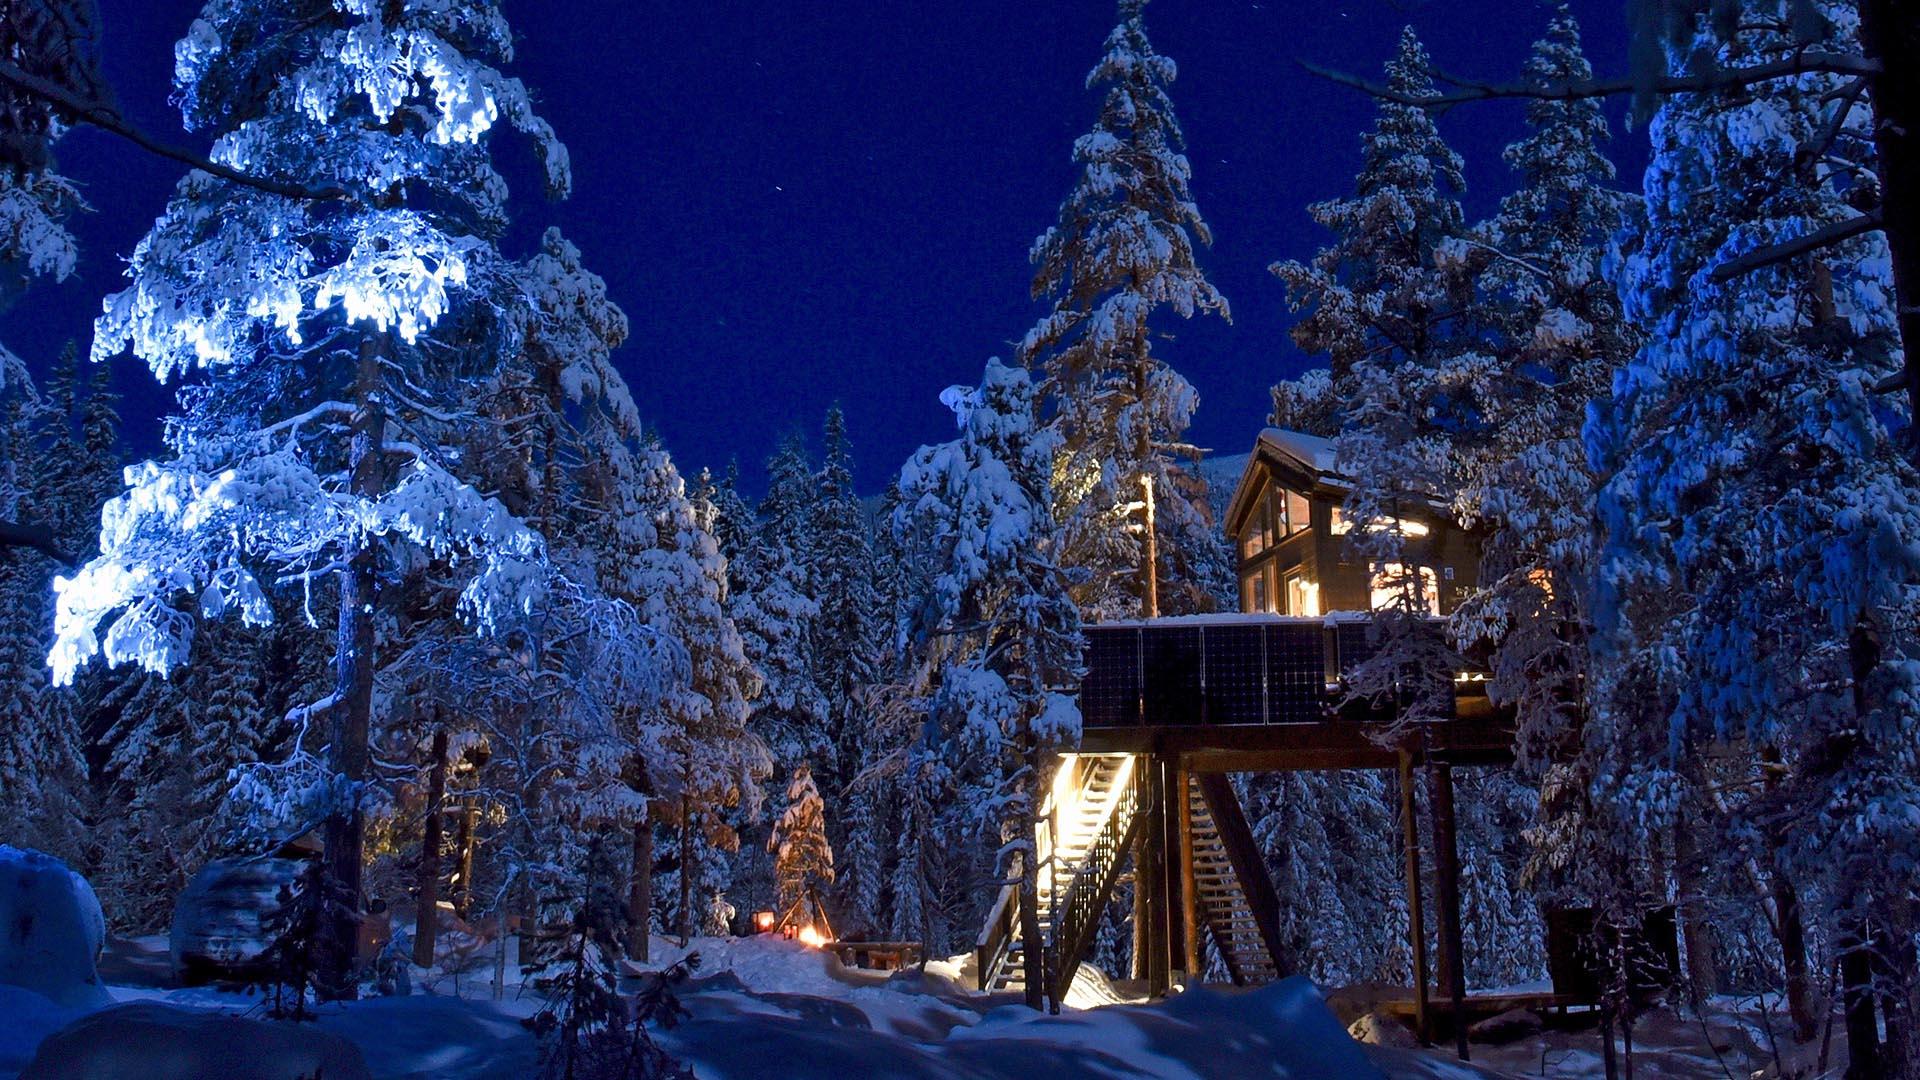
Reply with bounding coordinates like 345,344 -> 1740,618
797,924 -> 826,948
752,911 -> 775,934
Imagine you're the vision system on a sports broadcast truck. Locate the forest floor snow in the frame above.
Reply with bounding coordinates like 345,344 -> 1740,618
6,932 -> 1829,1079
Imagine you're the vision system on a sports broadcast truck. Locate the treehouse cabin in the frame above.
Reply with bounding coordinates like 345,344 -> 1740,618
977,428 -> 1520,1046
1224,428 -> 1479,618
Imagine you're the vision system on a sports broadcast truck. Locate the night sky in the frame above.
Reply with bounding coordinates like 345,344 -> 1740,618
7,1 -> 1646,495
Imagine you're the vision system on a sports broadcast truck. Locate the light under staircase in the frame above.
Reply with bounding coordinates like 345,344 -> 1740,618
977,754 -> 1139,998
1188,780 -> 1280,986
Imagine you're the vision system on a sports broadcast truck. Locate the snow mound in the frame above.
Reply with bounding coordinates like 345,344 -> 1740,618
0,847 -> 109,1010
19,1002 -> 372,1080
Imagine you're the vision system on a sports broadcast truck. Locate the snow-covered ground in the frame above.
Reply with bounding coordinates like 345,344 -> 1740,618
7,930 -> 1844,1079
6,933 -> 1510,1080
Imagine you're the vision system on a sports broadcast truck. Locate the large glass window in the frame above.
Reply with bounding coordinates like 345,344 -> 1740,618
1250,570 -> 1270,614
1285,489 -> 1311,536
1284,571 -> 1319,617
1369,563 -> 1441,615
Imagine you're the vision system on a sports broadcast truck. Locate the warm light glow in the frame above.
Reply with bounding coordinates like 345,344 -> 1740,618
753,910 -> 775,933
1370,563 -> 1440,616
797,924 -> 827,948
1286,576 -> 1320,618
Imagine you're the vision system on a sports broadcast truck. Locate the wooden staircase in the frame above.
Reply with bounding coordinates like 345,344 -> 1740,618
977,754 -> 1140,999
1187,778 -> 1279,985
1191,771 -> 1290,986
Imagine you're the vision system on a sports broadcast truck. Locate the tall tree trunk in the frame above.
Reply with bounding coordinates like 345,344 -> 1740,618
677,794 -> 695,943
1429,761 -> 1469,1061
1857,0 -> 1920,443
452,796 -> 476,919
629,818 -> 653,962
318,331 -> 387,1001
1770,862 -> 1821,1043
1017,733 -> 1047,1011
413,725 -> 449,968
1843,919 -> 1883,1079
1669,811 -> 1719,1008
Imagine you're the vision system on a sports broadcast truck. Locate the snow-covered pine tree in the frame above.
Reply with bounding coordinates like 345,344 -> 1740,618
626,438 -> 768,945
1588,1 -> 1920,1057
1019,0 -> 1230,622
768,763 -> 834,931
810,406 -> 879,793
0,354 -> 91,867
1272,26 -> 1472,744
51,0 -> 610,997
1444,8 -> 1640,779
1425,8 -> 1636,990
896,358 -> 1084,1008
735,436 -> 829,771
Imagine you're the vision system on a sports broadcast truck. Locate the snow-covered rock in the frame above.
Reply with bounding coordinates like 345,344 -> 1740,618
1348,1009 -> 1421,1048
1467,1006 -> 1543,1044
168,855 -> 304,983
19,1002 -> 372,1080
0,847 -> 109,1010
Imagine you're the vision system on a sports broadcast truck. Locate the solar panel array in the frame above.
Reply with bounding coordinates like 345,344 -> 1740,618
1080,621 -> 1340,728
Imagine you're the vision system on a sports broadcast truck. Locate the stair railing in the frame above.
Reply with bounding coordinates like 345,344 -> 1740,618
1045,773 -> 1143,1002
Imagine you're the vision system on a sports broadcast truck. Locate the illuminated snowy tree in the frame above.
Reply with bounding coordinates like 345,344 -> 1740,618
1020,0 -> 1230,621
1589,2 -> 1920,1056
897,358 -> 1084,1008
50,0 -> 586,998
768,763 -> 833,932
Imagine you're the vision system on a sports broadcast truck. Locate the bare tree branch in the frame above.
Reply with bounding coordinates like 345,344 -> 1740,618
0,519 -> 74,564
1298,50 -> 1881,109
0,58 -> 346,202
1708,209 -> 1884,283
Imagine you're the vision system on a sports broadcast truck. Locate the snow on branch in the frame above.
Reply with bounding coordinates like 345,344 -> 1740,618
0,58 -> 346,202
1707,207 -> 1884,283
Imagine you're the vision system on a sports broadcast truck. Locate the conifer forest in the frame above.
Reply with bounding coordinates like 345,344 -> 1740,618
1,1 -> 1918,1077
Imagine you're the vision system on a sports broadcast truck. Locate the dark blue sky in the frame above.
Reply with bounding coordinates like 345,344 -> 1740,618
9,0 -> 1645,495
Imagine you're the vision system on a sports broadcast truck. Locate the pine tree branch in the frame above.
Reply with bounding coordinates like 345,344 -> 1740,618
0,58 -> 345,202
1708,209 -> 1884,283
1298,51 -> 1881,108
0,519 -> 75,563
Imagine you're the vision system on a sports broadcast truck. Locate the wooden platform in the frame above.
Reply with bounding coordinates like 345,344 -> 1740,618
1078,711 -> 1515,770
1371,990 -> 1590,1026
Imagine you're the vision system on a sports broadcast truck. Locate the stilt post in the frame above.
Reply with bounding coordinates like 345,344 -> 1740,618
1398,746 -> 1430,1043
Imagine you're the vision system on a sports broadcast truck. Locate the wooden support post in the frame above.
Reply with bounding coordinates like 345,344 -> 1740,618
1156,757 -> 1180,992
1133,756 -> 1152,982
1398,748 -> 1431,1044
1431,761 -> 1470,1061
1142,757 -> 1170,996
412,726 -> 450,968
1178,766 -> 1200,981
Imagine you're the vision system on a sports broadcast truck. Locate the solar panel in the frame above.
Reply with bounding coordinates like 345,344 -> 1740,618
1080,627 -> 1141,727
1140,625 -> 1204,725
1265,623 -> 1326,722
1201,624 -> 1266,725
1333,621 -> 1381,680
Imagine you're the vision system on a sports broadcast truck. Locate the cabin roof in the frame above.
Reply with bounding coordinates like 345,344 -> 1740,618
1222,427 -> 1346,537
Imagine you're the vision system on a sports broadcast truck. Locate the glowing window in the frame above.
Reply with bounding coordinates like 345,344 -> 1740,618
1369,563 -> 1440,616
1285,572 -> 1319,617
1284,489 -> 1311,536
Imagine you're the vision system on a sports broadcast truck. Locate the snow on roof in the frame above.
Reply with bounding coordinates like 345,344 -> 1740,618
1257,427 -> 1339,475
